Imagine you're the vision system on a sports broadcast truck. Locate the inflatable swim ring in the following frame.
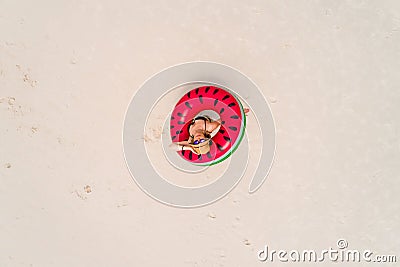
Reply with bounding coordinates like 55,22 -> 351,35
170,86 -> 246,166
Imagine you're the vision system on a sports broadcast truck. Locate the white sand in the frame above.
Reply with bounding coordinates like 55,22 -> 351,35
1,1 -> 399,266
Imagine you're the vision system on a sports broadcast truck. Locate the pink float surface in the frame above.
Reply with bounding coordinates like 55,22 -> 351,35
169,86 -> 245,165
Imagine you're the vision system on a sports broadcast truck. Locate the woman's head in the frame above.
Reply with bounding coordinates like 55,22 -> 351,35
190,132 -> 211,154
191,132 -> 210,144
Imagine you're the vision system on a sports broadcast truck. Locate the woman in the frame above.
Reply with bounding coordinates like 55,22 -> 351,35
170,115 -> 220,155
170,108 -> 249,155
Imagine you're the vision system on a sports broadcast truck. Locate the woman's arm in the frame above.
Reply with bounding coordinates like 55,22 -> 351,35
169,140 -> 195,152
206,120 -> 221,133
175,140 -> 191,146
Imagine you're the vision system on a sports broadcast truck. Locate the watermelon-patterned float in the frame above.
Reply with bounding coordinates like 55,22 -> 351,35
169,86 -> 246,166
